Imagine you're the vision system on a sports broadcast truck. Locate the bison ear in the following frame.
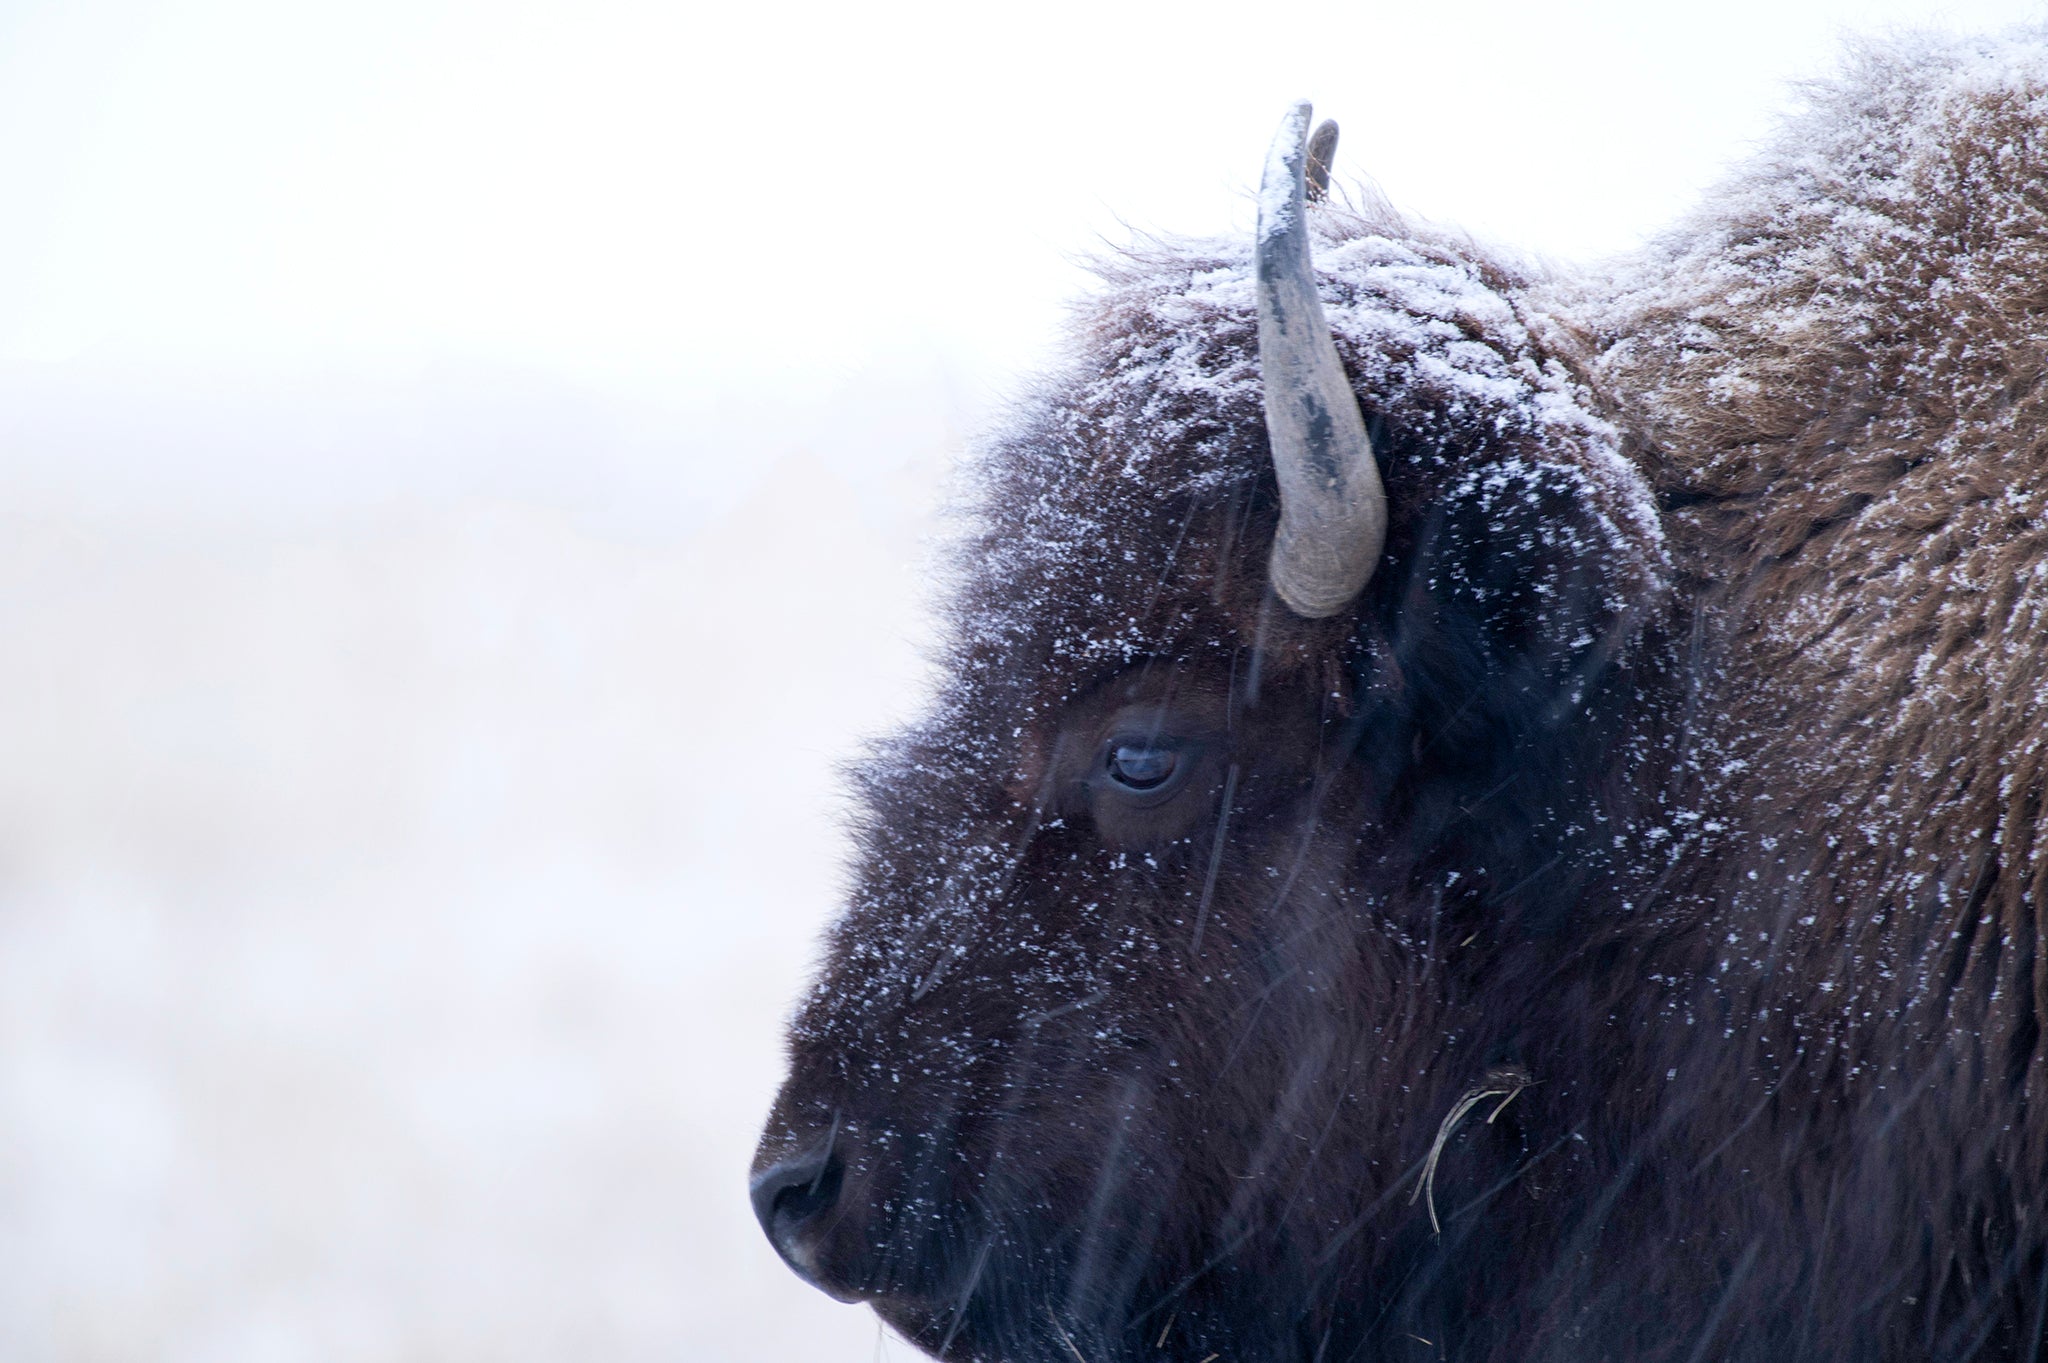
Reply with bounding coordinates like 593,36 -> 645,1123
1367,452 -> 1660,768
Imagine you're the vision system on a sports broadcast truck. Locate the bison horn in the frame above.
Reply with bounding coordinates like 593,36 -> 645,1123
1305,118 -> 1337,204
1257,103 -> 1386,619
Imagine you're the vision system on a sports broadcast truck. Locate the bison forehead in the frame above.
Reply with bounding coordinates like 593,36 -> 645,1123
948,221 -> 1664,700
1063,227 -> 1616,487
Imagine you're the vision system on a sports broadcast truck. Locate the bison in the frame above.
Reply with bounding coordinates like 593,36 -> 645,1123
752,31 -> 2048,1362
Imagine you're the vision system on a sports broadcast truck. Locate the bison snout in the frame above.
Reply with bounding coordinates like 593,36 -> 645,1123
750,1136 -> 868,1302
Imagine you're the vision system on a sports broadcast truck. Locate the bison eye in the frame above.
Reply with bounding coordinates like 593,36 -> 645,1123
1106,742 -> 1182,793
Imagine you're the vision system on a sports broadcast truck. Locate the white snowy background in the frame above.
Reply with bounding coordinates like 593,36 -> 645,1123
0,1 -> 2038,1358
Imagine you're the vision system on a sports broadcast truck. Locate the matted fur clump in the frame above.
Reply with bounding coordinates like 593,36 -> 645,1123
755,29 -> 2048,1363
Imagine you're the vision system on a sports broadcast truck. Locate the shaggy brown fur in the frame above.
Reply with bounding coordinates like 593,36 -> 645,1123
753,30 -> 2048,1362
1564,33 -> 2048,1359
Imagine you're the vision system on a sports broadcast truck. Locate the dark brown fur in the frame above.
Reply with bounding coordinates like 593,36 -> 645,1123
755,31 -> 2048,1362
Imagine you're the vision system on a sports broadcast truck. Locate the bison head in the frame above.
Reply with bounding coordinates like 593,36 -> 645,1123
752,106 -> 1672,1362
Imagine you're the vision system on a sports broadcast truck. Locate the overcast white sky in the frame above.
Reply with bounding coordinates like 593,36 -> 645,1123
3,0 -> 2044,478
3,4 -> 2046,1360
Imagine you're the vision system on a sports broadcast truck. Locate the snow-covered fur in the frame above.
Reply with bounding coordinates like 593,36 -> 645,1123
754,30 -> 2048,1362
1568,31 -> 2048,1360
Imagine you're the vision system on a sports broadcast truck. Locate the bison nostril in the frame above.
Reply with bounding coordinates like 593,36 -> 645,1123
772,1154 -> 843,1229
750,1144 -> 855,1296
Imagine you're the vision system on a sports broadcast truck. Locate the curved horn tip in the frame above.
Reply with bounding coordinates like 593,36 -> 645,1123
1258,102 -> 1316,246
1305,120 -> 1338,203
